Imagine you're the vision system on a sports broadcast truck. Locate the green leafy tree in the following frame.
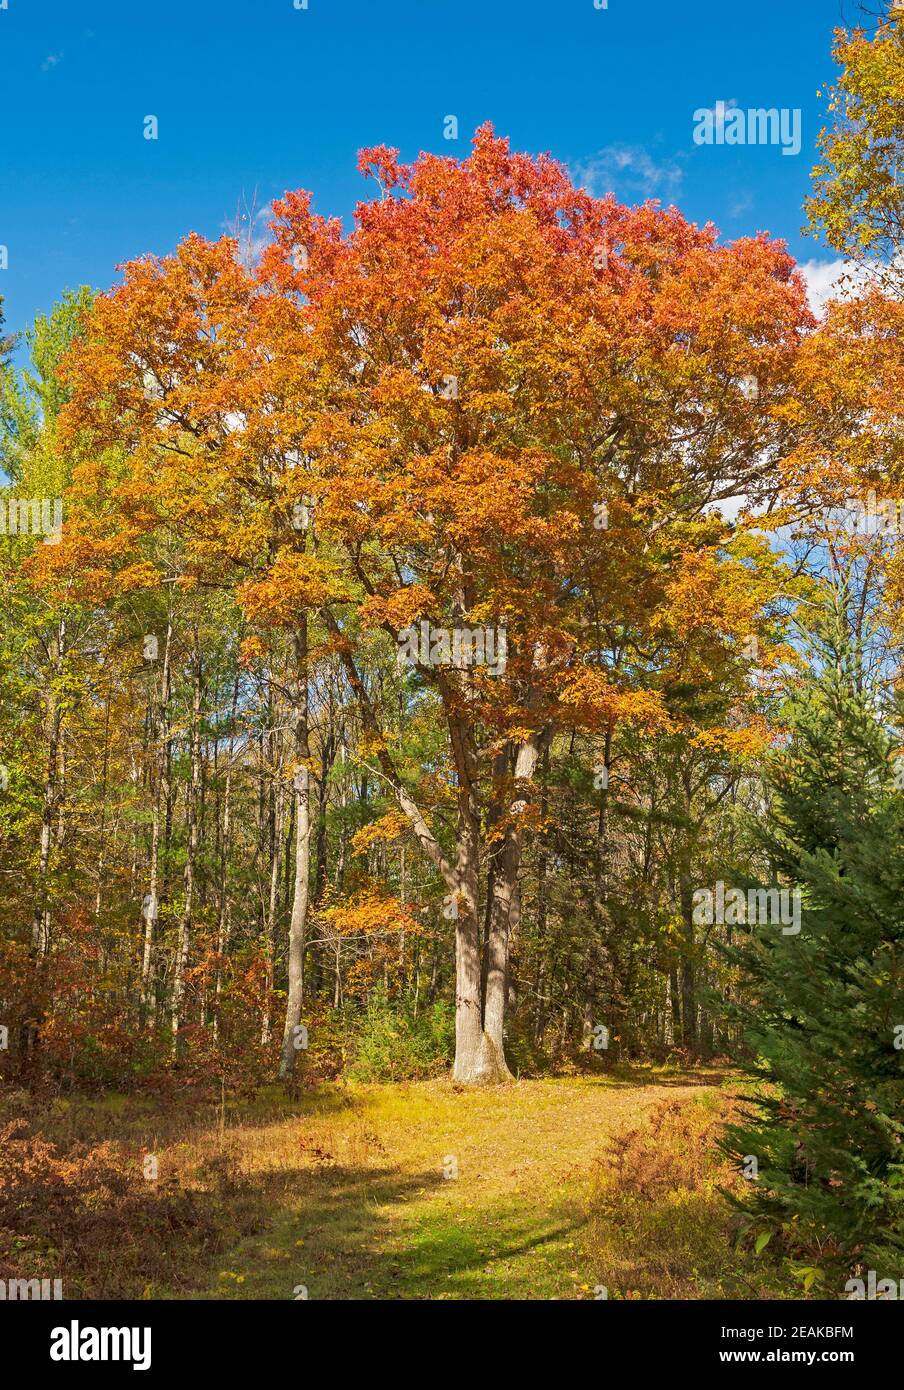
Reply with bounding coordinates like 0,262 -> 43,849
807,5 -> 904,290
0,286 -> 92,485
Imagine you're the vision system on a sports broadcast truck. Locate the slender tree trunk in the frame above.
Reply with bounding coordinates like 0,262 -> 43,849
141,616 -> 172,1023
171,653 -> 203,1049
162,625 -> 174,905
480,747 -> 508,1010
398,842 -> 406,975
213,672 -> 240,1040
262,775 -> 284,1045
669,965 -> 682,1046
94,679 -> 113,920
314,722 -> 337,901
279,619 -> 312,1080
31,617 -> 65,958
679,868 -> 697,1051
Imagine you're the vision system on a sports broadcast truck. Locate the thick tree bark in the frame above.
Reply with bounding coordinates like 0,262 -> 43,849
532,746 -> 550,1044
482,730 -> 549,1071
450,790 -> 495,1083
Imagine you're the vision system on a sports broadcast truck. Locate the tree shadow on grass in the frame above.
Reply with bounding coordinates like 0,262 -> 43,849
214,1158 -> 583,1301
25,1080 -> 368,1153
580,1065 -> 733,1090
384,1205 -> 582,1300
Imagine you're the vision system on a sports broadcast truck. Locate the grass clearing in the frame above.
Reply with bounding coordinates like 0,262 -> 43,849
1,1066 -> 790,1300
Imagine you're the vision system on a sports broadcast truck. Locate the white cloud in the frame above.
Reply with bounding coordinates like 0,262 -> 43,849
572,145 -> 683,200
799,253 -> 904,314
41,52 -> 63,72
798,258 -> 870,315
709,494 -> 747,523
727,189 -> 754,218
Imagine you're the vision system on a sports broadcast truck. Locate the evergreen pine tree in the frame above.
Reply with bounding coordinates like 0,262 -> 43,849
723,591 -> 904,1285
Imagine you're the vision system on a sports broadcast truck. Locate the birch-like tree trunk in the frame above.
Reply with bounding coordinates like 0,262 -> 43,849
213,671 -> 240,1040
171,652 -> 203,1048
31,616 -> 66,958
261,768 -> 285,1046
140,617 -> 172,1022
279,619 -> 312,1079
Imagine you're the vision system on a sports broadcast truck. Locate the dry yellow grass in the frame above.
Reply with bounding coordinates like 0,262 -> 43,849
178,1066 -> 754,1300
9,1066 -> 785,1300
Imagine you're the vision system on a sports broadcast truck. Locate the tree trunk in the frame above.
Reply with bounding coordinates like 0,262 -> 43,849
171,653 -> 203,1049
451,775 -> 509,1085
669,965 -> 682,1046
482,732 -> 548,1073
679,868 -> 697,1051
320,608 -> 513,1085
213,671 -> 240,1040
94,679 -> 113,921
261,773 -> 284,1045
140,617 -> 172,1023
279,620 -> 312,1080
31,617 -> 65,958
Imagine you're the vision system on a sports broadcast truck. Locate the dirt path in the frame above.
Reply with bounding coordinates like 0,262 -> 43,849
198,1068 -> 730,1300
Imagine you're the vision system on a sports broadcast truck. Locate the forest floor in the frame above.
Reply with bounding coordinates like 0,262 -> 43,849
8,1065 -> 790,1300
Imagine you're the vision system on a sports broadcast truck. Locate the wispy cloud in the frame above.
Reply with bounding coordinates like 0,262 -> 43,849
798,257 -> 871,315
41,52 -> 64,73
727,189 -> 755,218
572,144 -> 684,201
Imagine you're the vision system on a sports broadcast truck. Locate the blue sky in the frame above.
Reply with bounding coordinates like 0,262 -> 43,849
0,0 -> 855,344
